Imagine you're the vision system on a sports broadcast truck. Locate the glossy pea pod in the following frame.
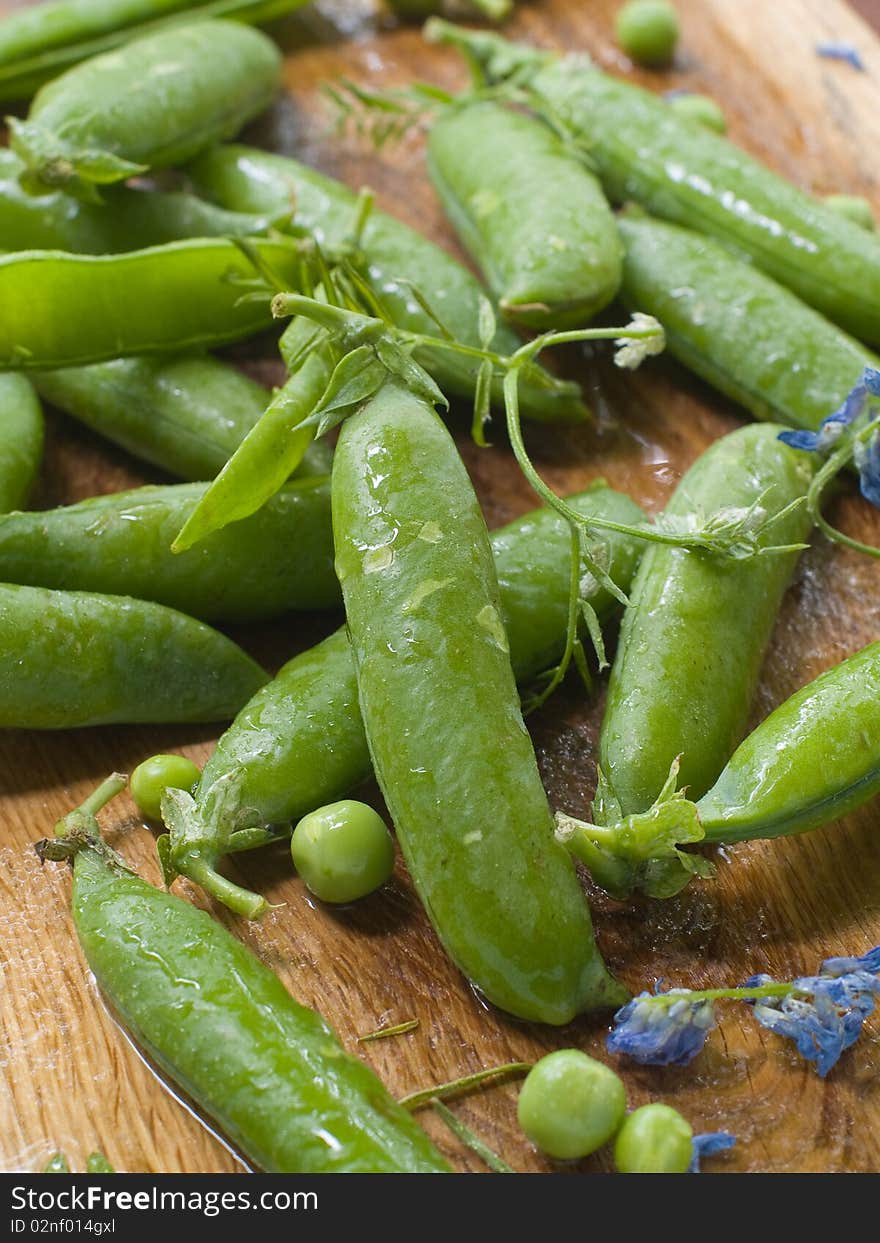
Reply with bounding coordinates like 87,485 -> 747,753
192,480 -> 644,828
598,424 -> 814,819
33,354 -> 332,482
697,640 -> 880,844
333,381 -> 626,1023
426,100 -> 621,328
186,144 -> 588,423
51,797 -> 448,1173
8,21 -> 281,201
617,213 -> 880,432
0,582 -> 267,728
0,1 -> 309,102
428,21 -> 880,345
0,237 -> 304,371
0,477 -> 337,623
0,375 -> 44,513
0,149 -> 283,252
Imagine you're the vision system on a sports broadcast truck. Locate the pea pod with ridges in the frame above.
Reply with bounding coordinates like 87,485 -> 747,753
188,481 -> 643,838
696,640 -> 880,844
33,354 -> 332,482
0,375 -> 43,513
186,143 -> 588,423
426,100 -> 621,328
0,582 -> 267,728
8,21 -> 281,201
427,20 -> 880,345
48,784 -> 448,1173
617,213 -> 880,432
0,1 -> 310,102
333,381 -> 626,1022
598,424 -> 814,819
0,478 -> 337,624
0,238 -> 304,371
0,149 -> 284,253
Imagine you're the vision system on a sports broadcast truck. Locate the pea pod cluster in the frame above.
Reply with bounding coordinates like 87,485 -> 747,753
332,380 -> 626,1023
166,481 -> 642,906
426,99 -> 621,328
187,144 -> 588,423
8,21 -> 281,200
46,782 -> 449,1174
428,20 -> 880,345
0,0 -> 310,102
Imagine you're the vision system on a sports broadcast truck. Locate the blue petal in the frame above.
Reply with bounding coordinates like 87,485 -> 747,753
688,1132 -> 736,1173
752,970 -> 879,1077
608,990 -> 716,1067
816,42 -> 866,71
822,945 -> 880,976
858,432 -> 880,508
862,368 -> 880,397
779,429 -> 821,451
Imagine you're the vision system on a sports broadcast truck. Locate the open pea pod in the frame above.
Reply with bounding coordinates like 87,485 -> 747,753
0,237 -> 305,370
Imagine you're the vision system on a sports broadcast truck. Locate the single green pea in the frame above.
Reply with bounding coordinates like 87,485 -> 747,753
824,193 -> 876,232
291,801 -> 395,904
614,1103 -> 693,1173
667,92 -> 726,133
131,755 -> 202,822
616,1 -> 679,67
517,1050 -> 627,1159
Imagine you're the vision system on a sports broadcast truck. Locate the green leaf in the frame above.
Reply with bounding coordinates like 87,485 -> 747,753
477,296 -> 497,350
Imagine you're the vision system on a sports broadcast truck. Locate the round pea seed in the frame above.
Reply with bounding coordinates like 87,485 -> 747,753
130,754 -> 201,821
291,800 -> 395,904
614,1102 -> 693,1173
517,1050 -> 627,1160
616,1 -> 680,68
824,193 -> 876,232
667,92 -> 726,133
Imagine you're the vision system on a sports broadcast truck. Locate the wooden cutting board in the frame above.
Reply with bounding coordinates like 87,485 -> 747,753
2,0 -> 880,1175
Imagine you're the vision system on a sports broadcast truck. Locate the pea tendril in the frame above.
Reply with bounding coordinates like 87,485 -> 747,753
399,1061 -> 532,1111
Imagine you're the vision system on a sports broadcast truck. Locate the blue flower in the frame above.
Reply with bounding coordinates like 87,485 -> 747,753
607,989 -> 716,1067
816,42 -> 866,71
779,368 -> 880,507
747,947 -> 880,1078
688,1131 -> 736,1173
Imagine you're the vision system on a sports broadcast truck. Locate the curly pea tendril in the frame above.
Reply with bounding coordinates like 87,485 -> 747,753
607,945 -> 880,1078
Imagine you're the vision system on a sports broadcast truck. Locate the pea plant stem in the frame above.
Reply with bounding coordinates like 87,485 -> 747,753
399,1061 -> 532,1111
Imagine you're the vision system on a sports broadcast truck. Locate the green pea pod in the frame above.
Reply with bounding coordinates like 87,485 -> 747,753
49,784 -> 448,1173
426,21 -> 880,345
618,213 -> 879,431
598,424 -> 814,818
427,100 -> 621,328
0,2 -> 309,103
190,480 -> 644,828
0,149 -> 284,253
0,582 -> 267,728
697,640 -> 880,844
8,22 -> 281,201
0,375 -> 44,513
333,381 -> 625,1022
388,0 -> 511,21
0,478 -> 337,623
32,354 -> 332,482
0,238 -> 304,371
187,144 -> 588,423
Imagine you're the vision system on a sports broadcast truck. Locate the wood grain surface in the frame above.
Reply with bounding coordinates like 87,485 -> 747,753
2,0 -> 880,1175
